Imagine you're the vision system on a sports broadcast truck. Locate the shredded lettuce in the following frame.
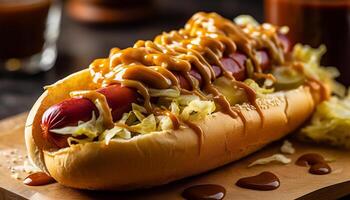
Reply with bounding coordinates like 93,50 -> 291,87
300,92 -> 350,149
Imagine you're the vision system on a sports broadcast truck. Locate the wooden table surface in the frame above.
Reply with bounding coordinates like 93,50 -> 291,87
1,113 -> 350,200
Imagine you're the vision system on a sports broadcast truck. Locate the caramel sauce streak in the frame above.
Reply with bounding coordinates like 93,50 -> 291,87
307,78 -> 329,101
232,107 -> 247,134
153,109 -> 181,130
205,84 -> 237,118
234,80 -> 265,125
120,80 -> 152,112
184,120 -> 204,155
253,72 -> 277,82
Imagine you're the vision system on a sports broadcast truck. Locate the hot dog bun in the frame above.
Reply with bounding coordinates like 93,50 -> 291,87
25,70 -> 99,172
25,68 -> 328,190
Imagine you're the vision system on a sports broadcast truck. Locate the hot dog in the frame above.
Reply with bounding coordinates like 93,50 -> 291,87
42,50 -> 270,148
25,12 -> 330,191
41,84 -> 139,148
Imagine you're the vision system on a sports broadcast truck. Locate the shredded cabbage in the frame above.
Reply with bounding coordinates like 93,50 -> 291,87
130,114 -> 157,134
248,154 -> 291,167
292,44 -> 345,96
132,103 -> 147,113
67,137 -> 93,146
158,115 -> 173,131
170,101 -> 180,115
57,19 -> 350,146
50,101 -> 105,139
175,95 -> 200,106
101,99 -> 215,142
234,15 -> 259,27
244,79 -> 274,97
300,92 -> 350,149
280,140 -> 295,154
99,126 -> 131,145
294,45 -> 349,148
148,88 -> 180,98
54,92 -> 216,146
132,103 -> 147,121
180,100 -> 216,122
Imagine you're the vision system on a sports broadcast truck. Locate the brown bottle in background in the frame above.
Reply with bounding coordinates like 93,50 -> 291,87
0,0 -> 52,59
265,0 -> 350,85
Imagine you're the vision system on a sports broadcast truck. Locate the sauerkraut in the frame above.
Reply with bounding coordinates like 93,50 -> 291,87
300,93 -> 350,149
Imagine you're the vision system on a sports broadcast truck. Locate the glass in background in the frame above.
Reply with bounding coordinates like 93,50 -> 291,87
0,0 -> 61,74
66,0 -> 154,24
265,0 -> 350,85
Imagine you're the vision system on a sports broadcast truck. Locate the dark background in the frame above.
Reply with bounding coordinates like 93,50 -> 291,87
0,0 -> 263,119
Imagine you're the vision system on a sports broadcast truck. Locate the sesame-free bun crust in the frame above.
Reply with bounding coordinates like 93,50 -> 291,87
25,69 -> 327,190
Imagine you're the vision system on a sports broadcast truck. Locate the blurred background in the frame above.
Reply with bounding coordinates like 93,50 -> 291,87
0,0 -> 263,119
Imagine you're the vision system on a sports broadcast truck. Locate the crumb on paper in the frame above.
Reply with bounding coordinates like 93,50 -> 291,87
248,154 -> 291,167
280,140 -> 295,154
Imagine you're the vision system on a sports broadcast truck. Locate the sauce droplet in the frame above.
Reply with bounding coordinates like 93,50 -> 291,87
295,153 -> 325,166
296,153 -> 332,175
236,171 -> 280,191
309,163 -> 332,175
182,184 -> 226,200
23,172 -> 56,186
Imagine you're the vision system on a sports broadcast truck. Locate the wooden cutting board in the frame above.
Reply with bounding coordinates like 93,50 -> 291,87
1,113 -> 350,200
